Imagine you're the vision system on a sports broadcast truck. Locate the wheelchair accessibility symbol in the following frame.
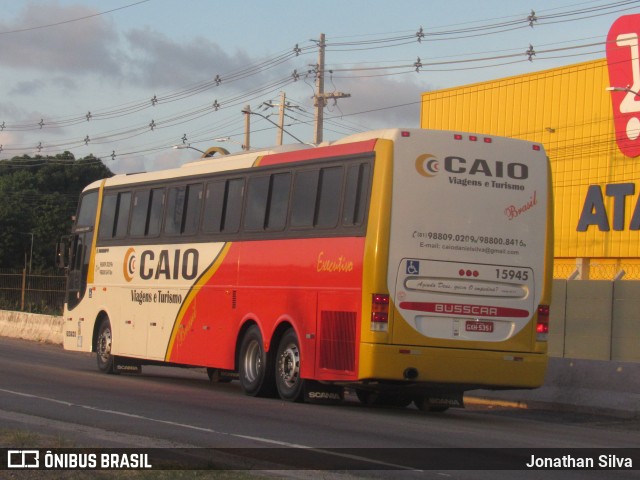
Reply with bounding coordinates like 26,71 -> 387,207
406,260 -> 420,275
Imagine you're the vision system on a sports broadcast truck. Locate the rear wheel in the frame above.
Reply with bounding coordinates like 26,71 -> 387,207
275,329 -> 304,402
238,325 -> 275,397
96,318 -> 116,374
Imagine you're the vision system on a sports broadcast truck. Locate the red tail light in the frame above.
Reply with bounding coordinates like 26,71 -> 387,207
536,304 -> 550,341
371,293 -> 389,332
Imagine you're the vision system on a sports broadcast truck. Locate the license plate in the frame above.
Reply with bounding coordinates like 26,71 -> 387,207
465,321 -> 494,333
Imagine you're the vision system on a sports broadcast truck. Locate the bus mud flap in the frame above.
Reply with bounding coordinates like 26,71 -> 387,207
114,357 -> 142,374
303,381 -> 344,404
422,391 -> 465,410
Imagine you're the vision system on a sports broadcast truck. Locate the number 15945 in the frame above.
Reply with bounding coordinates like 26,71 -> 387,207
495,269 -> 529,281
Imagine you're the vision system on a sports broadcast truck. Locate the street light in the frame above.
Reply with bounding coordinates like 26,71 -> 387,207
172,144 -> 205,154
172,144 -> 229,158
606,86 -> 640,96
214,137 -> 245,148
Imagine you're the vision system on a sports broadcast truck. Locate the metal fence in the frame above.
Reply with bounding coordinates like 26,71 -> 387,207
0,269 -> 66,315
554,263 -> 640,280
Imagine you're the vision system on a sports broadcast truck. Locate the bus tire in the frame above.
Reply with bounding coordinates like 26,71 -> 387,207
275,329 -> 304,402
238,325 -> 275,397
96,318 -> 116,374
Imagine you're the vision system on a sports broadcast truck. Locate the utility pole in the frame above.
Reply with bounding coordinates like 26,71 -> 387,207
243,105 -> 251,150
277,91 -> 286,146
313,34 -> 326,145
313,33 -> 350,144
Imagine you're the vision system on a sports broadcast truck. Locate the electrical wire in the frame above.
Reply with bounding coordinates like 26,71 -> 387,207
0,0 -> 152,35
1,0 -> 635,167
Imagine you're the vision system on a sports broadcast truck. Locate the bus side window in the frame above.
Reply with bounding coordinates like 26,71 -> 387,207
342,163 -> 371,226
75,191 -> 99,227
244,173 -> 291,232
98,192 -> 132,239
266,173 -> 291,231
164,186 -> 187,236
166,184 -> 203,236
316,166 -> 343,228
130,190 -> 150,237
291,166 -> 344,230
114,192 -> 131,238
244,176 -> 270,231
183,184 -> 203,235
98,194 -> 118,239
291,170 -> 319,228
130,188 -> 165,237
202,178 -> 243,234
146,188 -> 165,237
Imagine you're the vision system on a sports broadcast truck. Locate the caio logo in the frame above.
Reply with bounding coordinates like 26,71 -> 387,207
607,14 -> 640,158
123,247 -> 136,282
415,154 -> 439,177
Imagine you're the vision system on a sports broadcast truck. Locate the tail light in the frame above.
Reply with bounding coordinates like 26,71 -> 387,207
371,293 -> 389,332
536,305 -> 550,341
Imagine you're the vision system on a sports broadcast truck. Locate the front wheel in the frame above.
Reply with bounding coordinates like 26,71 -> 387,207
96,318 -> 116,374
238,325 -> 275,397
275,329 -> 304,402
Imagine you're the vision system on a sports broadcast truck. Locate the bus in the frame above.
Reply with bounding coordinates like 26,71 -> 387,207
60,128 -> 553,410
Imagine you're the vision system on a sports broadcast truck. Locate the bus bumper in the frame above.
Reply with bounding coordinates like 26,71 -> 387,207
358,343 -> 548,390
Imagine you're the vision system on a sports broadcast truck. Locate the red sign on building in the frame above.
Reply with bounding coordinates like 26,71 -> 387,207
607,14 -> 640,158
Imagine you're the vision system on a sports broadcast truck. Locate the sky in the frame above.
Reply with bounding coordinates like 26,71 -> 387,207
0,0 -> 638,173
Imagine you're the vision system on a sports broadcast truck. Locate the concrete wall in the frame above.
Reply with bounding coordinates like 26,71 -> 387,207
550,279 -> 640,362
0,310 -> 63,344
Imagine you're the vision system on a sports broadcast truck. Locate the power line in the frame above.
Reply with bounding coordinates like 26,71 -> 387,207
0,0 -> 152,35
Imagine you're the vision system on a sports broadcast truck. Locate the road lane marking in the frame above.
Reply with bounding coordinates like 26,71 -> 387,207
0,387 -> 417,471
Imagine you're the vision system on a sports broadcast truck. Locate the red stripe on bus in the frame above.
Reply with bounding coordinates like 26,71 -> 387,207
399,301 -> 529,318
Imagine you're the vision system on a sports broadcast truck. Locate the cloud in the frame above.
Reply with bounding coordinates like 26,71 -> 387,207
322,74 -> 430,129
124,28 -> 259,89
9,79 -> 47,95
0,2 -> 121,75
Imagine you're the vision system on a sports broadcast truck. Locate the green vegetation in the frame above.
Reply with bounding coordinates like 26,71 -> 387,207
0,152 -> 113,273
0,428 -> 272,479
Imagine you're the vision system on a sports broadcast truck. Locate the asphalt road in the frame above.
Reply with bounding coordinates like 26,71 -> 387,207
0,336 -> 638,479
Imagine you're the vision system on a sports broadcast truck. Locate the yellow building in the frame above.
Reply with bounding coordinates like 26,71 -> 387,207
421,58 -> 640,280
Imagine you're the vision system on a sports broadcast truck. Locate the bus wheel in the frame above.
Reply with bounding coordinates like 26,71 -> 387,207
275,329 -> 304,402
238,325 -> 275,397
96,318 -> 116,374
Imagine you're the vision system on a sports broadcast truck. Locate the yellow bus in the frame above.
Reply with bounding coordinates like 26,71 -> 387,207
61,128 -> 553,410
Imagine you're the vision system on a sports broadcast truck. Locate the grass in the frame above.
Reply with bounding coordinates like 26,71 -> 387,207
0,429 -> 283,480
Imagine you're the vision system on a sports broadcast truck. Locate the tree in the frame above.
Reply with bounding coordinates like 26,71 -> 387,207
0,152 -> 113,272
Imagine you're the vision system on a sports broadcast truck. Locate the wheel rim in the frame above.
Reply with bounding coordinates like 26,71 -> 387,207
278,343 -> 300,389
97,327 -> 112,365
243,340 -> 262,383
